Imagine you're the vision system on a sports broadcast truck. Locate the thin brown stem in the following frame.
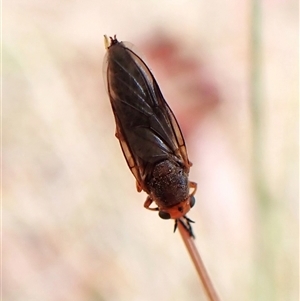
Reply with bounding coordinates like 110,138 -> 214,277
177,222 -> 221,301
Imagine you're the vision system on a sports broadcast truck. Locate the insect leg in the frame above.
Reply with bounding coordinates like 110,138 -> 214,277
144,196 -> 159,211
174,217 -> 195,238
189,181 -> 197,196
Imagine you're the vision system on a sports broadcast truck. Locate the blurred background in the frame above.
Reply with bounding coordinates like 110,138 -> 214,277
3,0 -> 298,300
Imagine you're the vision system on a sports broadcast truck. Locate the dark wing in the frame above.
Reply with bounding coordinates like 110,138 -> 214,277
104,37 -> 190,189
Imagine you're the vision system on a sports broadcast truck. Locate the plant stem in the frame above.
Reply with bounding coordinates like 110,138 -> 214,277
250,1 -> 277,300
178,222 -> 221,301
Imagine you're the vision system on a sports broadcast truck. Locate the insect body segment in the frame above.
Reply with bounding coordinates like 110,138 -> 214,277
104,35 -> 197,236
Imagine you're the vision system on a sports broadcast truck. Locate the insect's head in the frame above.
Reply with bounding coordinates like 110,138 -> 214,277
158,195 -> 196,220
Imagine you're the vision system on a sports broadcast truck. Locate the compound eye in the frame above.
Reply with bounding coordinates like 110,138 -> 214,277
190,196 -> 196,208
159,211 -> 171,220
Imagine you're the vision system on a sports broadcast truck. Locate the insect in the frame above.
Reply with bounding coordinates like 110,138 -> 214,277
103,35 -> 197,237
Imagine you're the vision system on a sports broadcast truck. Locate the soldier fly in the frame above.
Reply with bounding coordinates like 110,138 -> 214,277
103,35 -> 197,237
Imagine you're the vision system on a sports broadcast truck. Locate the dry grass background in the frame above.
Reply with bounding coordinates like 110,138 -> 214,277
3,0 -> 298,300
